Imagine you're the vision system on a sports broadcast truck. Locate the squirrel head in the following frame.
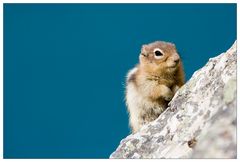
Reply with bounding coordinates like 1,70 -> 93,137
139,41 -> 181,74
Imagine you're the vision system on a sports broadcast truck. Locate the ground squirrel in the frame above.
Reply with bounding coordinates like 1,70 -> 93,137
125,41 -> 185,133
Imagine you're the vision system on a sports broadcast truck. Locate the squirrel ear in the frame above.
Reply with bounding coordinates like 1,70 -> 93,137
141,45 -> 148,53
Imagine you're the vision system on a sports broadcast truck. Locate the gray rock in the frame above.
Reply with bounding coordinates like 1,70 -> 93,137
110,41 -> 237,159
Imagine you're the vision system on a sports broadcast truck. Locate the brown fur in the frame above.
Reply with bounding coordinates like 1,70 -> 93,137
126,41 -> 185,133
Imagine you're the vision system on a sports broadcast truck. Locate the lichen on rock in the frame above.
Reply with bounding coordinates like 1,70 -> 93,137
110,41 -> 237,159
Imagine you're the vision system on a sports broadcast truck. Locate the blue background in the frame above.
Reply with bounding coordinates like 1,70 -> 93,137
4,4 -> 236,158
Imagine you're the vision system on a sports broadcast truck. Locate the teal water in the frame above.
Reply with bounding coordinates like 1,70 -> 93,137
4,3 -> 236,158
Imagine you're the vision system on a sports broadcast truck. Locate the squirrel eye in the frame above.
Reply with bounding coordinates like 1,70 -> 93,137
154,48 -> 164,59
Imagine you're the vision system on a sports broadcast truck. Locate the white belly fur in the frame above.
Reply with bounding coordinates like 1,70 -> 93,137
126,82 -> 165,132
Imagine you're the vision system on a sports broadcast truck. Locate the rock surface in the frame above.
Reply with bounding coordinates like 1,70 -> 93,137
110,41 -> 237,159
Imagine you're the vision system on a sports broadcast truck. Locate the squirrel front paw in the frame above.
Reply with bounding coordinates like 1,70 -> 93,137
172,85 -> 180,94
160,85 -> 174,101
163,90 -> 174,101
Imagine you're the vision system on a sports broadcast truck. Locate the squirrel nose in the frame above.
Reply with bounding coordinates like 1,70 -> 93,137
174,59 -> 179,63
173,54 -> 180,63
